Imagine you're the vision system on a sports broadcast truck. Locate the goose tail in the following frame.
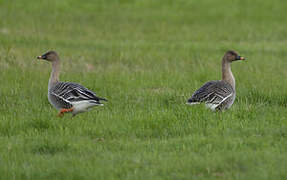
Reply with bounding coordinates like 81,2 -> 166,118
98,97 -> 108,102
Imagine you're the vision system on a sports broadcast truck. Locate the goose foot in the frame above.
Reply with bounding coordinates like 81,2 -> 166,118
57,108 -> 74,117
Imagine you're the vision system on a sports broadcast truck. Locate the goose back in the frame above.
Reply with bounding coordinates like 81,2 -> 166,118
187,80 -> 235,110
48,82 -> 106,110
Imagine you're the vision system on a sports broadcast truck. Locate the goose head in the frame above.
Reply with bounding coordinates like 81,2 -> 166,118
224,50 -> 245,63
37,51 -> 59,62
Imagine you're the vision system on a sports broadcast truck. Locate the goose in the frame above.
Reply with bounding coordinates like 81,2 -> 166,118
187,50 -> 245,111
37,51 -> 107,116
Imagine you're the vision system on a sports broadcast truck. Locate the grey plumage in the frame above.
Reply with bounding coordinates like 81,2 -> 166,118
37,50 -> 107,116
187,80 -> 235,110
49,82 -> 107,110
186,50 -> 246,111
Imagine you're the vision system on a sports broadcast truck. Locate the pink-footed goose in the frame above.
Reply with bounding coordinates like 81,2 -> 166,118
187,50 -> 245,111
37,51 -> 107,116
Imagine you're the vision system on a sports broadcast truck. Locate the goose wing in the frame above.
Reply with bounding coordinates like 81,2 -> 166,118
187,80 -> 234,106
50,82 -> 107,103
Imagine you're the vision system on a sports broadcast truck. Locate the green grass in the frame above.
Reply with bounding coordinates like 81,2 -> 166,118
1,0 -> 287,179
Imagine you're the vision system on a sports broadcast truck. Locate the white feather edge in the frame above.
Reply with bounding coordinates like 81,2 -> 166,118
186,102 -> 200,105
205,93 -> 233,111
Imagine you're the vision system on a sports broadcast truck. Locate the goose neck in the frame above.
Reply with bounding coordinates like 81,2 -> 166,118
49,59 -> 60,89
221,58 -> 235,90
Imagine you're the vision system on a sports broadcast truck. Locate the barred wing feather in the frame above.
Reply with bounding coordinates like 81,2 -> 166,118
49,90 -> 73,109
188,80 -> 234,107
51,82 -> 107,103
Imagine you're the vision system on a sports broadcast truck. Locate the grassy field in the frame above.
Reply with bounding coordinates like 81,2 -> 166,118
1,0 -> 287,179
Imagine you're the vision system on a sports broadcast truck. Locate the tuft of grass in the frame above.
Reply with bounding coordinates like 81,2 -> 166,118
31,140 -> 70,155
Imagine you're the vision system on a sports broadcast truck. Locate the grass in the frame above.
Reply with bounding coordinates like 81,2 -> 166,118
1,0 -> 287,179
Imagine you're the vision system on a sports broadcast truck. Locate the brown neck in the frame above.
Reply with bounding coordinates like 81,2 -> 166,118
49,58 -> 60,89
221,57 -> 235,90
